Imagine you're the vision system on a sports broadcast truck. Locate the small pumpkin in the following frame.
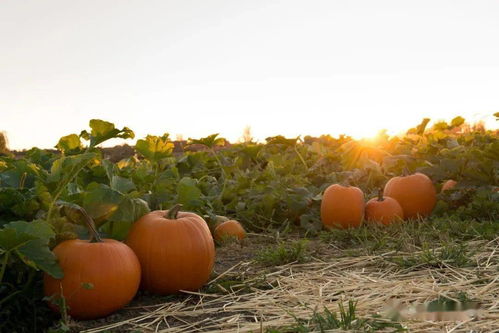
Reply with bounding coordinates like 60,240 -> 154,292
384,172 -> 436,219
214,220 -> 246,241
441,179 -> 457,192
320,184 -> 364,229
126,204 -> 215,295
44,207 -> 141,320
365,188 -> 404,225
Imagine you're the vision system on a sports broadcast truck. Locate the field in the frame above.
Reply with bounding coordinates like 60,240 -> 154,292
0,116 -> 498,332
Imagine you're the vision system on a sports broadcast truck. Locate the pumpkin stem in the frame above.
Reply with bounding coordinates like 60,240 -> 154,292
166,204 -> 183,220
80,207 -> 102,243
377,187 -> 384,201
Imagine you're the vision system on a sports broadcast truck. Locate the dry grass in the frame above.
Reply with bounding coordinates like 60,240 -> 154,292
77,237 -> 498,333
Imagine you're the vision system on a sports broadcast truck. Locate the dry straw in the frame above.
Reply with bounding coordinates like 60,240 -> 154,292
81,238 -> 498,333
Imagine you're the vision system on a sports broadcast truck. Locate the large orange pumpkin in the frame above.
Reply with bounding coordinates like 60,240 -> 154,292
44,214 -> 141,320
365,188 -> 404,225
320,184 -> 364,229
126,204 -> 215,295
214,220 -> 246,241
383,172 -> 436,219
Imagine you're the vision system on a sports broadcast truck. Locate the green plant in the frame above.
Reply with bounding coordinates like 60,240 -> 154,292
256,240 -> 310,266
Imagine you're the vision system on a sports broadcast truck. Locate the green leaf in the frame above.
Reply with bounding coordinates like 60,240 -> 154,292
105,197 -> 150,239
83,184 -> 124,224
17,239 -> 63,278
110,176 -> 136,193
108,197 -> 150,224
188,133 -> 226,149
0,220 -> 62,278
7,220 -> 55,243
450,116 -> 465,128
177,177 -> 202,207
0,227 -> 36,251
135,134 -> 174,162
80,119 -> 135,148
55,134 -> 83,154
265,135 -> 299,146
47,152 -> 97,184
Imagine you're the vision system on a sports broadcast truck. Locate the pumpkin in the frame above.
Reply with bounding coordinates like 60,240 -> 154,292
214,220 -> 246,241
126,204 -> 215,295
441,179 -> 457,192
320,184 -> 364,229
365,188 -> 404,225
383,172 -> 436,219
44,209 -> 141,320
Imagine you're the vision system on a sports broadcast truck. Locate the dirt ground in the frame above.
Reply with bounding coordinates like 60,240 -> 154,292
68,233 -> 498,333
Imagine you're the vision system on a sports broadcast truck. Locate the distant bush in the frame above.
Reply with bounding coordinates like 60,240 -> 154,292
0,132 -> 9,155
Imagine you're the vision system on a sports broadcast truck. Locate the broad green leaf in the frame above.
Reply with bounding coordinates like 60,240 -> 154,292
0,220 -> 62,278
188,133 -> 226,148
105,197 -> 150,239
0,227 -> 36,251
55,134 -> 83,154
177,177 -> 202,207
7,220 -> 55,243
266,135 -> 299,146
17,239 -> 63,278
109,197 -> 150,224
450,116 -> 465,128
80,119 -> 135,148
110,176 -> 136,193
135,134 -> 174,162
83,184 -> 124,224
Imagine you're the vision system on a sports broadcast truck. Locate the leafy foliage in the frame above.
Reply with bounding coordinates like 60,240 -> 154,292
0,115 -> 497,331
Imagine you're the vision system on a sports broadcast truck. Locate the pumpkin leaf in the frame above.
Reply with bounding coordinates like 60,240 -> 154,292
177,177 -> 203,209
188,134 -> 226,149
17,239 -> 63,278
83,184 -> 124,224
55,134 -> 83,154
0,220 -> 62,278
80,119 -> 135,148
135,134 -> 174,163
110,175 -> 136,194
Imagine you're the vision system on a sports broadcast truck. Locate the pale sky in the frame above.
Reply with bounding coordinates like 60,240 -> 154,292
1,0 -> 499,150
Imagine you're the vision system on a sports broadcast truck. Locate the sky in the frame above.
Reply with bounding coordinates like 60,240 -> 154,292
1,0 -> 499,150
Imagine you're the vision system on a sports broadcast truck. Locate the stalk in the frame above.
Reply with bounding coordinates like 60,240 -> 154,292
166,204 -> 183,219
0,251 -> 10,284
377,188 -> 385,201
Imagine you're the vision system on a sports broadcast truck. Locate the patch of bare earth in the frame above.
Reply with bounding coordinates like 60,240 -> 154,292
72,235 -> 498,333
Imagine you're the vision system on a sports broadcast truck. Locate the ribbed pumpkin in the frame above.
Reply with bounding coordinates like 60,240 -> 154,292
441,179 -> 457,192
365,188 -> 404,225
384,172 -> 436,219
320,184 -> 364,229
214,220 -> 246,241
44,211 -> 141,320
126,205 -> 215,295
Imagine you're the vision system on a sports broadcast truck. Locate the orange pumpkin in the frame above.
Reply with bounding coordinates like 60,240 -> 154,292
320,184 -> 364,229
44,213 -> 141,320
214,220 -> 246,241
365,188 -> 404,225
126,204 -> 215,295
384,172 -> 436,219
441,179 -> 457,192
